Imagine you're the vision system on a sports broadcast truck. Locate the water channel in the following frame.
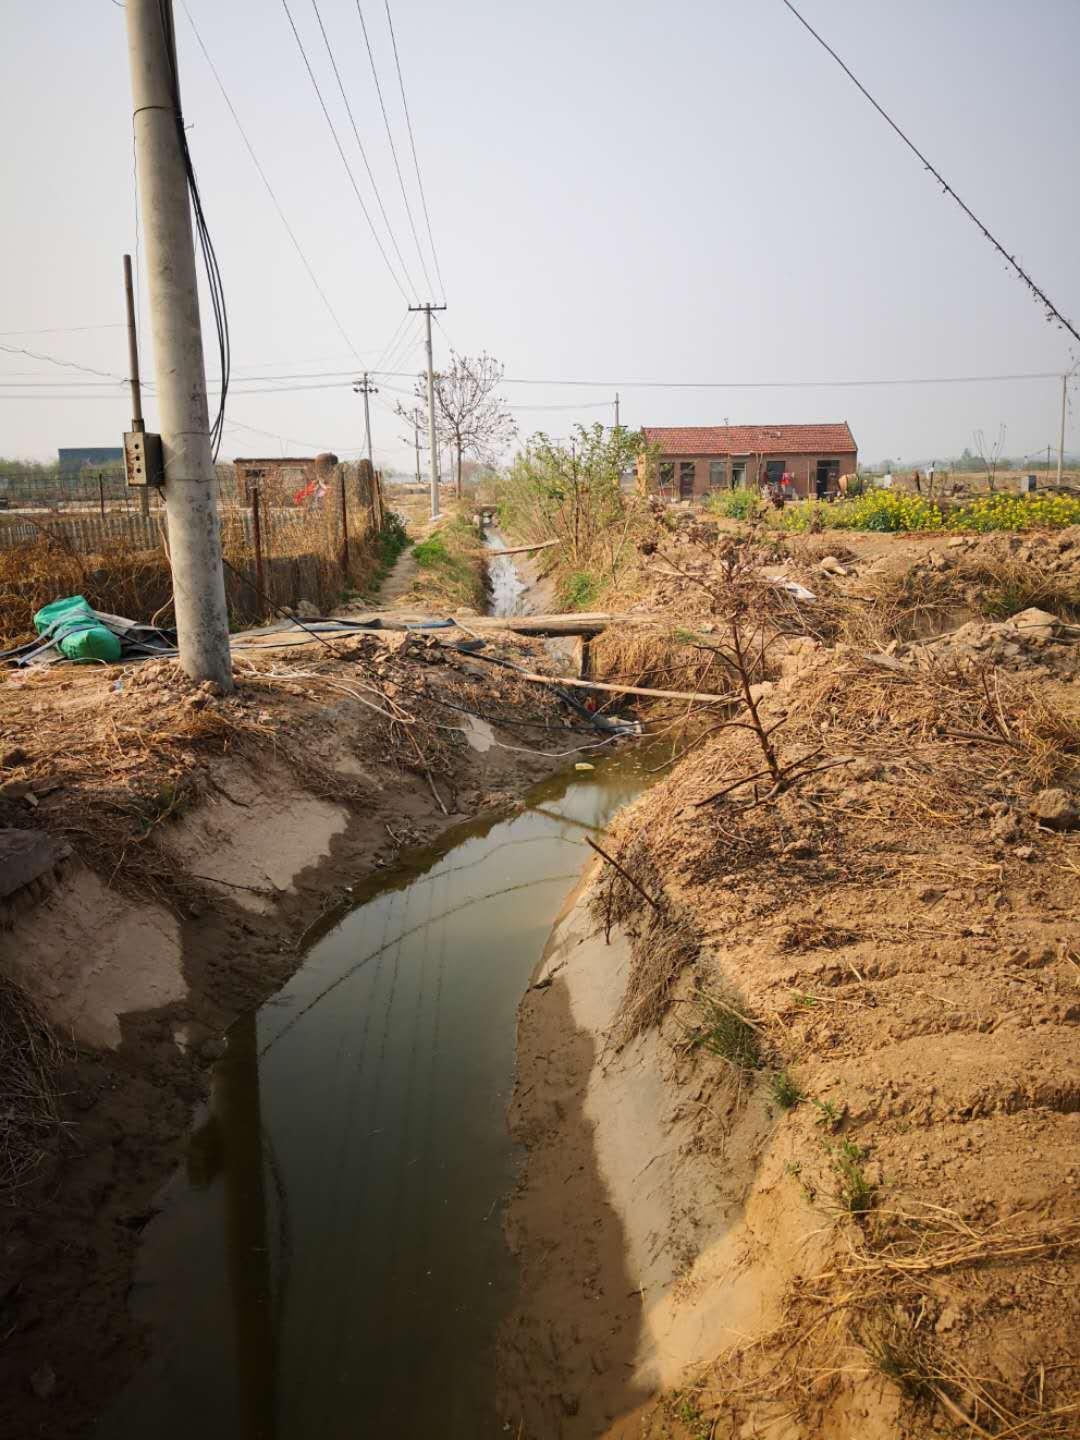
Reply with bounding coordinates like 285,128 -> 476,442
104,545 -> 653,1439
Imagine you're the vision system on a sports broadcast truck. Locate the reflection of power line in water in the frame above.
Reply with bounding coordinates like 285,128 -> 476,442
399,832 -> 582,890
259,875 -> 582,1060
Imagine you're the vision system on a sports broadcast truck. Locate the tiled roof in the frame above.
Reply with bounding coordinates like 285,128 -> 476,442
642,423 -> 857,457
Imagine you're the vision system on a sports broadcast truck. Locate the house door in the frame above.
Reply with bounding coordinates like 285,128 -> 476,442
730,462 -> 746,489
815,460 -> 839,498
678,462 -> 695,500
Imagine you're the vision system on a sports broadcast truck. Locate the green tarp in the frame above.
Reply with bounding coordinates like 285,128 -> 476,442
33,595 -> 122,663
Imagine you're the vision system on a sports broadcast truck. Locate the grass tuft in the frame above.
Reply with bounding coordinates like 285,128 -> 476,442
691,989 -> 761,1070
831,1137 -> 875,1213
768,1069 -> 803,1110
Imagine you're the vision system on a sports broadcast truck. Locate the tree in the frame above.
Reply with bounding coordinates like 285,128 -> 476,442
395,352 -> 517,499
973,425 -> 1007,492
499,422 -> 648,571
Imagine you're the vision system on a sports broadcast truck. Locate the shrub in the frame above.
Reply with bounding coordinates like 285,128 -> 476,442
950,491 -> 1080,532
706,488 -> 765,522
835,491 -> 946,532
559,569 -> 600,610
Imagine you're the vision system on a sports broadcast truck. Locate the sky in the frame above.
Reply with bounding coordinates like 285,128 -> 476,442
2,0 -> 1078,471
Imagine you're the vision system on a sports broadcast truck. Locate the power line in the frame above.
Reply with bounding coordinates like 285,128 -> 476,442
372,308 -> 412,373
0,341 -> 129,383
308,0 -> 419,301
280,0 -> 411,303
179,0 -> 364,364
778,0 -> 1080,349
355,1 -> 436,298
3,364 -> 1066,398
383,0 -> 446,303
406,368 -> 1065,391
0,323 -> 126,337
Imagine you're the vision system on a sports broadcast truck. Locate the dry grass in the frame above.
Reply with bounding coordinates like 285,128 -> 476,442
789,653 -> 1080,810
834,553 -> 1080,653
0,535 -> 173,649
589,624 -> 733,706
700,1207 -> 1080,1439
0,973 -> 67,1204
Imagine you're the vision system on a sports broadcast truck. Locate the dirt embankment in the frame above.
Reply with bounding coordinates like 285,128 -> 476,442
504,526 -> 1080,1439
0,611 -> 594,1440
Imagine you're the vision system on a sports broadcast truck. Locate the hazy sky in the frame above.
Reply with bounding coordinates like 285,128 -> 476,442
2,0 -> 1078,469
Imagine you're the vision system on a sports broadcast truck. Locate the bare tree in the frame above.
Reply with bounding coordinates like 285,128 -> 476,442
395,353 -> 516,499
973,424 -> 1007,493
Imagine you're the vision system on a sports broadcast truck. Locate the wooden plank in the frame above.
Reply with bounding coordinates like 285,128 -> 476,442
485,539 -> 560,557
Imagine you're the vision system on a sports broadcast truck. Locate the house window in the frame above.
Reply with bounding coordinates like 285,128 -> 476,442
678,462 -> 696,500
765,460 -> 786,486
708,460 -> 726,489
658,462 -> 675,494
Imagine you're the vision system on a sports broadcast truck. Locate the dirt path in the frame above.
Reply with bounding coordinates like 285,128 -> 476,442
373,540 -> 419,606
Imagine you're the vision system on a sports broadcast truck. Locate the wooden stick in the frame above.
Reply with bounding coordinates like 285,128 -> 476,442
485,539 -> 560,557
585,837 -> 663,913
458,650 -> 735,704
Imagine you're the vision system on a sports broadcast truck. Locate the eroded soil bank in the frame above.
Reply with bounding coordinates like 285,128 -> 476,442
502,524 -> 1080,1439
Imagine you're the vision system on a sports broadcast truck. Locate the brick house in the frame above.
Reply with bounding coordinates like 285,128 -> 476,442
640,423 -> 858,500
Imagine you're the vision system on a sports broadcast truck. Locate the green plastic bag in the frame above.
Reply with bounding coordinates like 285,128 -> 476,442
33,595 -> 122,663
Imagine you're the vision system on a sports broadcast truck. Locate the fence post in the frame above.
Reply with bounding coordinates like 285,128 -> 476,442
339,467 -> 349,577
251,481 -> 265,617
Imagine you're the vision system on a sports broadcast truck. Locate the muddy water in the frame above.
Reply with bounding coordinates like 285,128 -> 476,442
104,744 -> 658,1440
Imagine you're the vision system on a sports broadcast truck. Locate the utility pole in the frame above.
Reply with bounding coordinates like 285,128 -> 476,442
614,392 -> 620,431
408,302 -> 446,520
122,253 -> 150,517
124,0 -> 232,689
1057,374 -> 1068,485
353,372 -> 378,469
414,418 -> 421,484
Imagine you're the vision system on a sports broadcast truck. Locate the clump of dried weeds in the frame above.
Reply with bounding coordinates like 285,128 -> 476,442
0,973 -> 68,1204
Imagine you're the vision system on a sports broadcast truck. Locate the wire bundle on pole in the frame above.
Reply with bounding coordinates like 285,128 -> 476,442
156,0 -> 231,460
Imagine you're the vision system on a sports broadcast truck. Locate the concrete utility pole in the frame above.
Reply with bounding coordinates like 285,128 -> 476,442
122,254 -> 150,517
353,372 -> 378,469
124,0 -> 232,690
1057,374 -> 1068,485
614,392 -> 620,431
414,418 -> 421,484
409,302 -> 447,520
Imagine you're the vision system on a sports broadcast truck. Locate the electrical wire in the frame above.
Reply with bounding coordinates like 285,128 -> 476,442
155,0 -> 231,459
308,0 -> 420,301
355,1 -> 436,299
383,0 -> 446,302
0,365 -> 1066,401
0,342 -> 129,383
0,324 -> 126,337
179,0 -> 364,365
778,0 -> 1080,348
382,368 -> 1067,391
371,309 -> 412,374
281,0 -> 411,304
